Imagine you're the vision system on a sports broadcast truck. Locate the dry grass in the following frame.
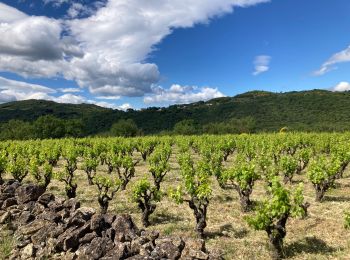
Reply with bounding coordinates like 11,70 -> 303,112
15,149 -> 350,259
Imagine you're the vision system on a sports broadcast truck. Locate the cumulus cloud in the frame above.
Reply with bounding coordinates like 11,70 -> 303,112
0,3 -> 27,23
331,81 -> 350,92
253,55 -> 271,76
314,46 -> 350,76
0,76 -> 125,109
0,0 -> 269,99
143,84 -> 225,105
0,76 -> 56,103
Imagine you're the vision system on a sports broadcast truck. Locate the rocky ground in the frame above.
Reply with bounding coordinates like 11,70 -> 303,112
0,180 -> 219,259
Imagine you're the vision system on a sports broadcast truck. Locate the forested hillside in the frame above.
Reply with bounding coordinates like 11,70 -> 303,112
1,89 -> 350,138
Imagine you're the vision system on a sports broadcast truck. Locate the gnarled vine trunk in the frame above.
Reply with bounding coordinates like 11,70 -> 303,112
188,198 -> 208,239
266,214 -> 288,260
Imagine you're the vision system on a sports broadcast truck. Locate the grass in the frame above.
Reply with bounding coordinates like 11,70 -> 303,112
0,227 -> 14,259
4,148 -> 350,259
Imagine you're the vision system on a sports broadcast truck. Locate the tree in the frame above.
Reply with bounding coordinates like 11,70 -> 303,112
0,120 -> 34,140
110,119 -> 139,137
173,119 -> 198,135
33,115 -> 66,139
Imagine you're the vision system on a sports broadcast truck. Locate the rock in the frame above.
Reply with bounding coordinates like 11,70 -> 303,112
0,211 -> 11,224
2,198 -> 17,209
17,211 -> 35,225
37,210 -> 62,223
18,219 -> 51,235
79,232 -> 97,244
75,207 -> 96,221
182,239 -> 208,260
112,214 -> 139,242
21,243 -> 35,259
22,201 -> 36,212
0,193 -> 13,201
108,242 -> 129,259
31,223 -> 56,246
2,181 -> 19,194
15,184 -> 45,204
1,182 -> 214,260
90,214 -> 105,233
63,198 -> 80,212
103,214 -> 116,226
78,237 -> 114,259
32,202 -> 46,215
48,201 -> 64,212
37,193 -> 55,207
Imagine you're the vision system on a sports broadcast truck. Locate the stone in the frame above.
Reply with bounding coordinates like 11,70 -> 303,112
15,184 -> 45,204
0,193 -> 13,201
153,240 -> 183,259
2,198 -> 17,209
108,242 -> 129,259
0,182 -> 214,260
21,243 -> 35,259
90,214 -> 105,232
0,211 -> 11,224
182,239 -> 208,260
37,193 -> 55,207
31,223 -> 56,246
18,219 -> 51,235
32,202 -> 46,215
17,211 -> 35,225
79,232 -> 97,244
37,210 -> 62,223
63,198 -> 80,212
112,214 -> 139,242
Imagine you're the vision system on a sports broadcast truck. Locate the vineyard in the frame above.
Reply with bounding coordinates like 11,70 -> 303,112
1,133 -> 350,259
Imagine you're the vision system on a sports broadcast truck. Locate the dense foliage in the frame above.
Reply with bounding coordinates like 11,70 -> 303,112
3,90 -> 350,139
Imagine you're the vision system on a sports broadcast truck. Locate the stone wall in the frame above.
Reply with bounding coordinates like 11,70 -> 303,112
0,180 -> 219,260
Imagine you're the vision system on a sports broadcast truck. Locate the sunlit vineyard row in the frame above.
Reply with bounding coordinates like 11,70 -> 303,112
1,133 -> 350,259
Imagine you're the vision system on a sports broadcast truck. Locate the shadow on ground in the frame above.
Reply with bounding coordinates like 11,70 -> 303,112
285,236 -> 340,257
323,196 -> 350,202
151,211 -> 184,225
206,224 -> 249,239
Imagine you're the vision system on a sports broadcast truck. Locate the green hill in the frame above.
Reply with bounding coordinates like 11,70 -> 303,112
1,89 -> 350,134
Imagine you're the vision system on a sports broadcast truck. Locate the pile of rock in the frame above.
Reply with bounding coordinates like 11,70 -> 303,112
0,180 -> 218,259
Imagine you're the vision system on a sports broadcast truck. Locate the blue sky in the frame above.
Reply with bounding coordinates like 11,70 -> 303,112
0,0 -> 350,109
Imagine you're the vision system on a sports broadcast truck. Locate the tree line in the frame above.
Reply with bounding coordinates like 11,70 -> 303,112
0,116 -> 256,140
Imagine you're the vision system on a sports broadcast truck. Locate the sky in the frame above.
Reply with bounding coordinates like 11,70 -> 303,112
0,0 -> 350,110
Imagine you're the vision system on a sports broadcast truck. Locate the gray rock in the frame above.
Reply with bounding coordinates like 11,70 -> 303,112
15,184 -> 45,204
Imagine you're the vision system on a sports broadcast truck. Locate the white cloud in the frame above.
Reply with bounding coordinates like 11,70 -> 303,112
0,0 -> 269,99
96,96 -> 121,100
0,76 -> 129,109
43,0 -> 70,7
331,81 -> 350,92
0,76 -> 56,103
144,84 -> 225,105
314,46 -> 350,76
0,3 -> 27,23
58,88 -> 82,93
253,55 -> 271,76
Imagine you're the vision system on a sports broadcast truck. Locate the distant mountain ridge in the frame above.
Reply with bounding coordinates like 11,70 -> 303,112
1,89 -> 350,134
